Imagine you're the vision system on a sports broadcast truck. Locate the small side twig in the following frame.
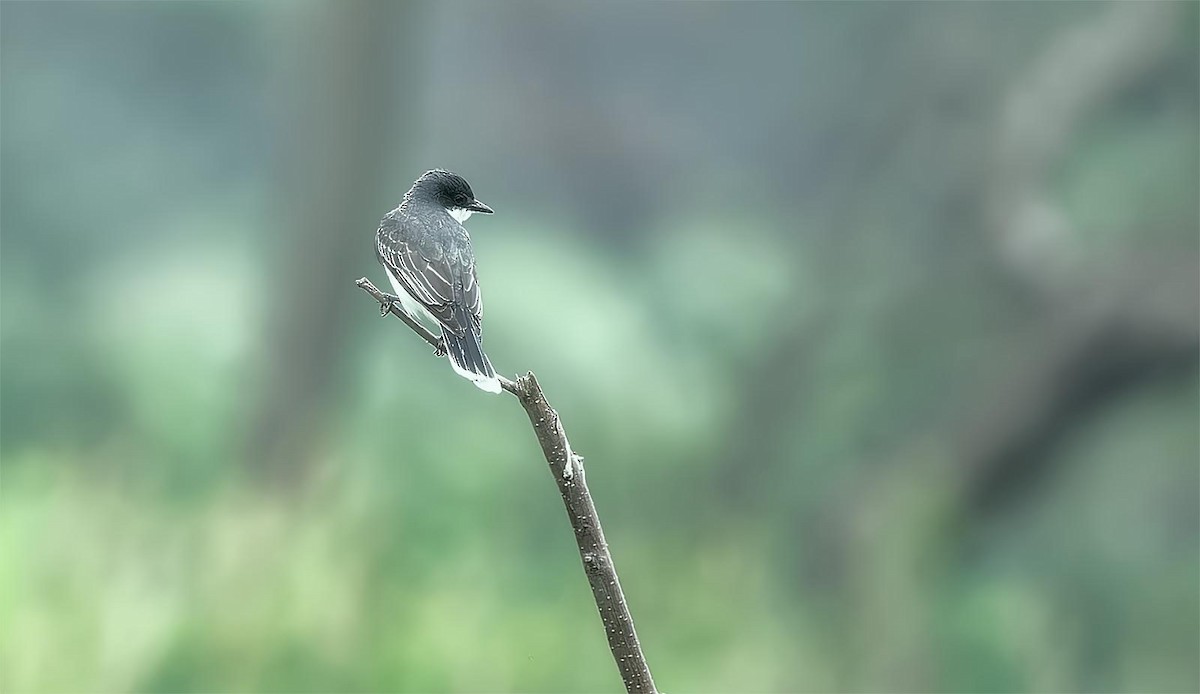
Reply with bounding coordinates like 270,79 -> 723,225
356,277 -> 657,693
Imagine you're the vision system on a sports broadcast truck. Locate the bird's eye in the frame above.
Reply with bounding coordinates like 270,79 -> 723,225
456,195 -> 470,206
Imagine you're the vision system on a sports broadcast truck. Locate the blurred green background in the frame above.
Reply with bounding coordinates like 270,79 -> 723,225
2,2 -> 1197,692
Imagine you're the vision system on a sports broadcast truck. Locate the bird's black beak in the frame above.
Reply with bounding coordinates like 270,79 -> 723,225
467,199 -> 494,214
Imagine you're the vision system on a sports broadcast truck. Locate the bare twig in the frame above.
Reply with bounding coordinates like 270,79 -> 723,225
355,277 -> 444,352
356,276 -> 657,693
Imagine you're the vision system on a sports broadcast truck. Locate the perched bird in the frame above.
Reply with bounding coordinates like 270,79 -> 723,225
375,170 -> 500,393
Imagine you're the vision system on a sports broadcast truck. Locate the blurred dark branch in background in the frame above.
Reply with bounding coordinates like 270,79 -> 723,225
356,277 -> 659,694
987,1 -> 1179,294
247,1 -> 415,485
726,6 -> 1192,628
958,294 -> 1199,514
960,1 -> 1195,514
776,2 -> 1192,525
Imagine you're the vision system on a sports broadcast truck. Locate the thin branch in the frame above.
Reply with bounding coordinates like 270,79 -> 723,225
355,277 -> 443,352
356,277 -> 658,693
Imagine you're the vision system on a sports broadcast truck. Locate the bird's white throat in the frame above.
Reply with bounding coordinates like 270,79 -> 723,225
448,207 -> 474,223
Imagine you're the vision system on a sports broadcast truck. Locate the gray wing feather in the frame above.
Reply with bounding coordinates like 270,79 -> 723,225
376,215 -> 483,334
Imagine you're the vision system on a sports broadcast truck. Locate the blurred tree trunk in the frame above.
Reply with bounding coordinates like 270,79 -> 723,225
247,1 -> 418,487
712,7 -> 934,507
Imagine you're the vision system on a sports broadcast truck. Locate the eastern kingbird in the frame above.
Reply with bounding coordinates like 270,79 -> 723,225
375,169 -> 500,393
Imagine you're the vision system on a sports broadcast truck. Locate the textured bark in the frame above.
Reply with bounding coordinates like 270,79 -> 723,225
503,372 -> 657,693
357,277 -> 658,693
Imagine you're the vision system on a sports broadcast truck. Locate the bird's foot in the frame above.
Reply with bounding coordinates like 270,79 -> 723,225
376,292 -> 403,317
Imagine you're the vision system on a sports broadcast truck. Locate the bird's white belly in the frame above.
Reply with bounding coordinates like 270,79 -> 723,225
384,265 -> 438,327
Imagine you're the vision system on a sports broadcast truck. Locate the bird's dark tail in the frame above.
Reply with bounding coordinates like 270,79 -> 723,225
442,326 -> 501,394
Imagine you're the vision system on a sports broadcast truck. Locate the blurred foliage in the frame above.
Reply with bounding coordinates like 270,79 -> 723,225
1,2 -> 1197,693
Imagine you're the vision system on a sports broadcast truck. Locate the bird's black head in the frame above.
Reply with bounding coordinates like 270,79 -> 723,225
409,169 -> 494,221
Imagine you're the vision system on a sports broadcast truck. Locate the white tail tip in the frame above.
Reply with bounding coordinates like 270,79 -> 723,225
472,376 -> 502,394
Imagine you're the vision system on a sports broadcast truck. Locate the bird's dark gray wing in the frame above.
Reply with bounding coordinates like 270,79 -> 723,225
376,216 -> 483,334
